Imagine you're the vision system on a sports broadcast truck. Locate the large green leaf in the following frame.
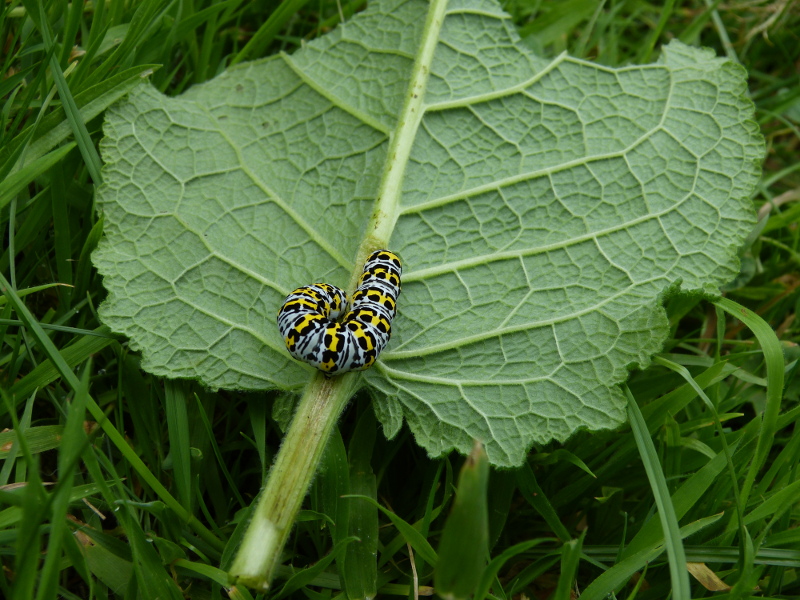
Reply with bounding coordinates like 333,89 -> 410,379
93,0 -> 763,466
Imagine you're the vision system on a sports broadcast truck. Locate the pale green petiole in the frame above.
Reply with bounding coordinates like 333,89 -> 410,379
227,0 -> 448,589
228,371 -> 359,589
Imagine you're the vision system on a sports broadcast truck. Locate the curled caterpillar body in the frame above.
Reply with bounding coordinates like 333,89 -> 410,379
277,250 -> 402,375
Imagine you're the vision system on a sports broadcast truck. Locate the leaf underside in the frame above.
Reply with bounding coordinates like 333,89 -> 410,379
93,0 -> 763,466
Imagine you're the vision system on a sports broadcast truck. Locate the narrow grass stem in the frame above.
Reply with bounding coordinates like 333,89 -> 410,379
229,371 -> 358,590
625,385 -> 691,599
713,298 -> 784,532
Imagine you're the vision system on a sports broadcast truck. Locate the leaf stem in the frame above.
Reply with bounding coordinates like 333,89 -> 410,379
230,0 -> 451,588
229,371 -> 358,590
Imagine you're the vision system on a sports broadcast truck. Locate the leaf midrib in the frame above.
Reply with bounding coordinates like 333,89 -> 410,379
353,0 -> 450,290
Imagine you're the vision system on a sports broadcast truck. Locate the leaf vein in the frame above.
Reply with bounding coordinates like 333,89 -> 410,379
280,52 -> 393,136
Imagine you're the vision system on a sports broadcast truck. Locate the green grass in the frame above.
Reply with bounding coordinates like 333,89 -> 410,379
1,0 -> 799,598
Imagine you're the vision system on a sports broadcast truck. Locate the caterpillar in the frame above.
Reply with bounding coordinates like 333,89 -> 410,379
277,250 -> 402,375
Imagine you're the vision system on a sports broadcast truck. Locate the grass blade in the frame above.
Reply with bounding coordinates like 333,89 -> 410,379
343,408 -> 378,600
34,361 -> 92,600
625,384 -> 691,600
713,298 -> 784,512
581,514 -> 723,600
553,529 -> 586,600
435,441 -> 490,600
164,380 -> 193,511
21,0 -> 104,182
0,143 -> 75,211
229,0 -> 311,65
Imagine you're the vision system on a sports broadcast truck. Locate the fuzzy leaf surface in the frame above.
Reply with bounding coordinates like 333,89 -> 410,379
94,0 -> 763,466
